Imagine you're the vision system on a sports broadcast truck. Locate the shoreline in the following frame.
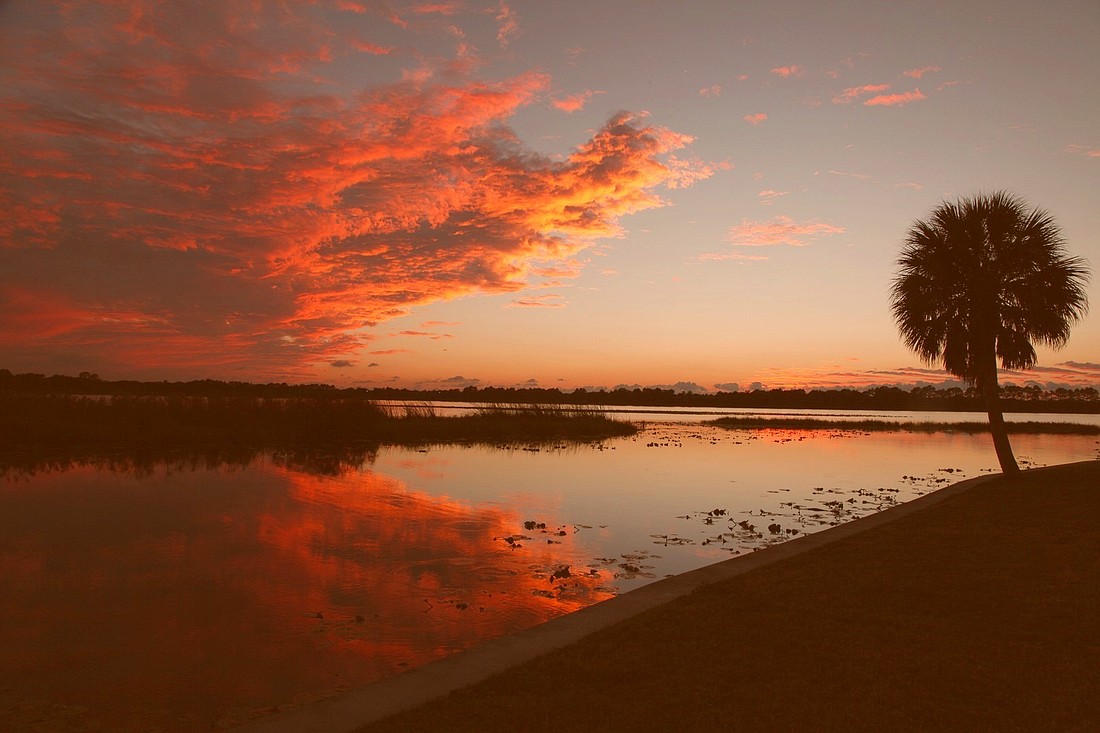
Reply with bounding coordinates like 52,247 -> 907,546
239,460 -> 1100,732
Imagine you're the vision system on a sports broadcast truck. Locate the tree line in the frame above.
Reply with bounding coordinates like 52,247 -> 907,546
2,369 -> 1096,414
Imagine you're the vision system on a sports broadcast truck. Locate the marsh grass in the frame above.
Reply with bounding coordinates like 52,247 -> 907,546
0,394 -> 635,472
707,416 -> 1100,434
378,402 -> 634,445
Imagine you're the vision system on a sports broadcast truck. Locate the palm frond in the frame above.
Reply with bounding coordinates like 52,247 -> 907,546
890,191 -> 1091,381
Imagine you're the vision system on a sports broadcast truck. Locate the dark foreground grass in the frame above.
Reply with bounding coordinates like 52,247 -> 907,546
0,394 -> 634,471
708,415 -> 1100,434
362,461 -> 1100,732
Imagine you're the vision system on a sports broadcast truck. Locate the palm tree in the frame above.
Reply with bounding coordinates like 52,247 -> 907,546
890,192 -> 1090,474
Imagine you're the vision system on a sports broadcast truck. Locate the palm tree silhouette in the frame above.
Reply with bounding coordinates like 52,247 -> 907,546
891,192 -> 1090,474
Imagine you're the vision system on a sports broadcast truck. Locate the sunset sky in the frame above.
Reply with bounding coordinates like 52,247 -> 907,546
2,1 -> 1098,391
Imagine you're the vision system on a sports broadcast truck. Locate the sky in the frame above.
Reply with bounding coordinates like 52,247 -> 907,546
1,0 -> 1098,392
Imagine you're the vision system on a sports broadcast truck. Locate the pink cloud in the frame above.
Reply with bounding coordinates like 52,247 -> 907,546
699,85 -> 722,97
1065,144 -> 1100,158
723,216 -> 845,247
743,113 -> 768,126
532,261 -> 584,278
506,294 -> 567,308
778,361 -> 1100,390
348,38 -> 393,55
698,251 -> 770,262
828,170 -> 872,180
904,65 -> 942,79
0,2 -> 711,381
757,189 -> 788,205
393,331 -> 454,340
771,65 -> 803,78
494,1 -> 518,48
832,83 -> 891,104
864,89 -> 927,106
664,154 -> 720,189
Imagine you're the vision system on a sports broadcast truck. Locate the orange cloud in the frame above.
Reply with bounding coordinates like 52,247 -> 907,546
864,88 -> 926,106
723,216 -> 845,247
771,65 -> 803,78
699,85 -> 722,97
0,2 -> 709,381
412,2 -> 464,14
551,89 -> 604,113
743,113 -> 768,125
904,65 -> 941,79
494,1 -> 518,48
832,83 -> 890,104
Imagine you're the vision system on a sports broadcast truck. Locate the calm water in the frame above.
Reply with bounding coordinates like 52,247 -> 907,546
383,400 -> 1100,426
3,420 -> 1098,731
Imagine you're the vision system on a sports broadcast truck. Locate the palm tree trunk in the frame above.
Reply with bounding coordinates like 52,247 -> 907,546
977,369 -> 1020,475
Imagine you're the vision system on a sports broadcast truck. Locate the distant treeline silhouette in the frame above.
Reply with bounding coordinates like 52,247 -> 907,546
3,369 -> 1096,414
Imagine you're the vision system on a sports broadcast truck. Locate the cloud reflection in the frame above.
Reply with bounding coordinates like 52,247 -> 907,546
0,452 -> 611,730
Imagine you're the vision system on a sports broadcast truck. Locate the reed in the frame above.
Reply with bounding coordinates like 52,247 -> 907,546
0,394 -> 635,469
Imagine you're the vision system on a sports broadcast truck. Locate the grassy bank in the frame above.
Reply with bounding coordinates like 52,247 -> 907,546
707,415 -> 1100,434
0,394 -> 635,469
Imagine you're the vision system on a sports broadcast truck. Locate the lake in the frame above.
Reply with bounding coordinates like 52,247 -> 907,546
2,415 -> 1098,731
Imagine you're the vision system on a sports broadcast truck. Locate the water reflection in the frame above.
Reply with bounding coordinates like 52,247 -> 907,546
0,453 -> 609,732
0,443 -> 380,480
2,424 -> 1097,731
